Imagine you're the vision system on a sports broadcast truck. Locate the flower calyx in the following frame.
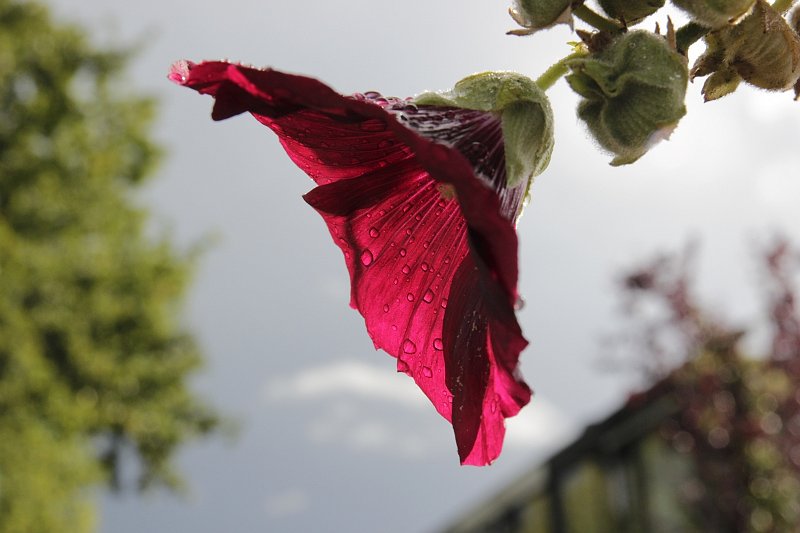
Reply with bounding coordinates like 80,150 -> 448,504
507,0 -> 573,36
672,0 -> 756,29
565,30 -> 688,166
415,72 -> 554,189
598,0 -> 665,25
692,0 -> 800,101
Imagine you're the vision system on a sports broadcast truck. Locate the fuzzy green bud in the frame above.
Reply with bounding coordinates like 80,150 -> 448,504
599,0 -> 665,24
415,72 -> 554,188
692,0 -> 800,100
566,31 -> 688,166
507,0 -> 572,36
672,0 -> 756,28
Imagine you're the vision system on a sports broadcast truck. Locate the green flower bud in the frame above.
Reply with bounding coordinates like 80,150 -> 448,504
415,72 -> 554,187
598,0 -> 665,24
565,31 -> 688,166
672,0 -> 756,28
507,0 -> 572,36
692,0 -> 800,100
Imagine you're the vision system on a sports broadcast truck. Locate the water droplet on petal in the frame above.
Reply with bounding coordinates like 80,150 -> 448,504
368,227 -> 380,238
360,249 -> 374,266
383,304 -> 390,313
401,264 -> 411,275
433,338 -> 444,351
406,293 -> 415,302
420,262 -> 430,272
403,339 -> 417,354
440,299 -> 448,309
514,295 -> 525,311
423,289 -> 434,303
399,248 -> 407,257
397,359 -> 410,373
490,400 -> 498,413
422,366 -> 433,378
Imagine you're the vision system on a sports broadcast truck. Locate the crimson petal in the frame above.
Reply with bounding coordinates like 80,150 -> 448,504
172,60 -> 532,465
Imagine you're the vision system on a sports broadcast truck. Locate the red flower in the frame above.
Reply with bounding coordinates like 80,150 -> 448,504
171,60 -> 553,465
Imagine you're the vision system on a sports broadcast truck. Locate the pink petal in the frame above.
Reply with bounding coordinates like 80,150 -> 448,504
173,61 -> 532,465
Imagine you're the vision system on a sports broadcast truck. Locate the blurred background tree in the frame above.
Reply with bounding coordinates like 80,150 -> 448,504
0,1 -> 219,531
614,239 -> 800,532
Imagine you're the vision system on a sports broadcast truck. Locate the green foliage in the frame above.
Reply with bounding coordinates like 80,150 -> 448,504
0,1 -> 218,531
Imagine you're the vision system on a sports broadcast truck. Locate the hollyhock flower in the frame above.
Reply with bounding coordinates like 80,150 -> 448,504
170,60 -> 553,465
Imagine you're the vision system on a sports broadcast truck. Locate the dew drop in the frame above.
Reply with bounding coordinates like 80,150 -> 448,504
405,228 -> 413,235
423,241 -> 430,249
490,400 -> 498,413
401,264 -> 411,275
391,325 -> 398,331
423,289 -> 435,303
514,295 -> 525,311
383,304 -> 390,313
397,359 -> 410,373
399,248 -> 407,257
433,338 -> 444,351
369,227 -> 380,238
440,298 -> 448,309
360,249 -> 374,266
422,366 -> 433,378
420,262 -> 429,272
403,339 -> 417,354
406,293 -> 415,302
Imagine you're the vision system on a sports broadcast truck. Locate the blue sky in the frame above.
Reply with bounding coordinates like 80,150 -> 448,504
46,1 -> 800,531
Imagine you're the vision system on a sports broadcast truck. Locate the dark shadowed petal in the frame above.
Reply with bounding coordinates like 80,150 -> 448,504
172,60 -> 532,465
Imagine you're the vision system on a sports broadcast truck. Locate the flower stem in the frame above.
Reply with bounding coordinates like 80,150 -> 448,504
772,0 -> 796,13
535,50 -> 587,91
675,22 -> 709,56
572,4 -> 623,33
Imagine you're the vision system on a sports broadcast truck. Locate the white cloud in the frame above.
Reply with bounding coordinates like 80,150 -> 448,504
505,396 -> 579,452
263,360 -> 578,460
262,359 -> 427,409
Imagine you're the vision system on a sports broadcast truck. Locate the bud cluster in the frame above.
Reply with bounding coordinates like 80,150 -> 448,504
508,0 -> 800,164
